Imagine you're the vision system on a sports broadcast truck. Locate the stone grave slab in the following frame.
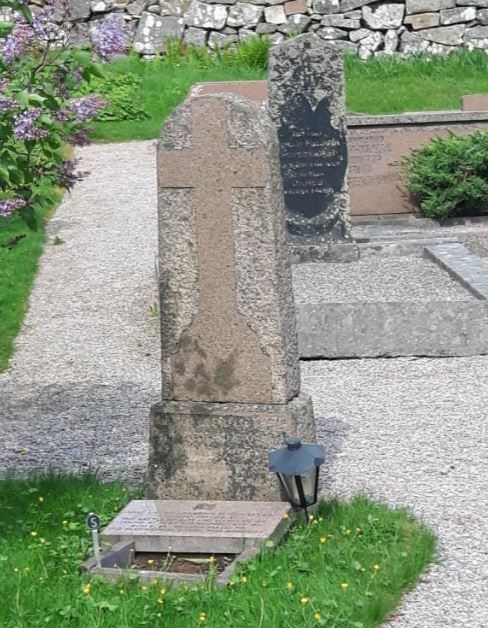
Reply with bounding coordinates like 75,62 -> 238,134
100,499 -> 291,553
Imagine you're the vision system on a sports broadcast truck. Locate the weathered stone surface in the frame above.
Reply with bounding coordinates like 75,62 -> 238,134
268,34 -> 350,240
67,0 -> 90,21
268,31 -> 285,44
157,95 -> 300,403
183,25 -> 207,44
285,0 -> 307,15
312,0 -> 340,13
133,12 -> 184,53
185,0 -> 228,27
127,0 -> 147,16
317,25 -> 348,38
477,8 -> 488,23
417,24 -> 465,44
384,28 -> 399,52
227,2 -> 262,26
208,30 -> 238,47
256,21 -> 277,32
440,6 -> 476,23
321,14 -> 361,28
430,42 -> 456,54
239,27 -> 257,39
360,30 -> 383,50
159,0 -> 186,16
425,243 -> 488,300
350,26 -> 371,41
264,4 -> 287,23
362,3 -> 404,29
148,395 -> 315,500
464,23 -> 488,36
279,13 -> 312,33
404,11 -> 440,29
340,0 -> 376,12
458,0 -> 488,7
101,500 -> 292,553
400,29 -> 431,52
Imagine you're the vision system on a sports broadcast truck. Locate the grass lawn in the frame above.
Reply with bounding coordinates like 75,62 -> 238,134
0,474 -> 435,628
93,45 -> 488,143
0,191 -> 61,373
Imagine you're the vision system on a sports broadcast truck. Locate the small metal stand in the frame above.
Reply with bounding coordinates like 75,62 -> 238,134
86,512 -> 102,569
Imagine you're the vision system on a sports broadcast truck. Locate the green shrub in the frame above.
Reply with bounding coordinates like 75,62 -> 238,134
401,131 -> 488,220
74,71 -> 148,122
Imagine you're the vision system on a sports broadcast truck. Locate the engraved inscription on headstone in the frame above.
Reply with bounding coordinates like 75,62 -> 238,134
279,94 -> 347,219
269,34 -> 350,240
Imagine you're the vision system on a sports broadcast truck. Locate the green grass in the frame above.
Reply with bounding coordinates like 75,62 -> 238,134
0,474 -> 436,627
91,39 -> 269,142
0,189 -> 61,372
345,49 -> 488,114
92,45 -> 488,143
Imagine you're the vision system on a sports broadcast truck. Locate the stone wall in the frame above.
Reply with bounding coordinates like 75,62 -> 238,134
27,0 -> 488,57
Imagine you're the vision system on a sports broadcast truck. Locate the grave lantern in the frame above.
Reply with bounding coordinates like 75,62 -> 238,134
268,437 -> 325,520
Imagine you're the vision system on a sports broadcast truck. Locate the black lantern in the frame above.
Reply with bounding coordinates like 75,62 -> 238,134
268,437 -> 325,519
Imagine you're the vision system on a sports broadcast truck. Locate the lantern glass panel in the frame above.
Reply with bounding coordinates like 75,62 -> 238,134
279,468 -> 317,507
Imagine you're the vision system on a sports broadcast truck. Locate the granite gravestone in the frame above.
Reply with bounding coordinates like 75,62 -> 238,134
149,94 -> 315,501
268,34 -> 351,240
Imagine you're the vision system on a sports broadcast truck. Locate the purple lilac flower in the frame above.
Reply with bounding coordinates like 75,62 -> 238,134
69,95 -> 107,123
2,23 -> 34,63
0,94 -> 17,114
0,198 -> 26,218
0,78 -> 9,93
66,128 -> 91,146
13,108 -> 49,140
32,1 -> 65,45
91,14 -> 132,61
54,159 -> 86,190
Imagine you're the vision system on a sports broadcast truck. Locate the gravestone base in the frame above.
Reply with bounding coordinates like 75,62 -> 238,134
148,394 -> 315,501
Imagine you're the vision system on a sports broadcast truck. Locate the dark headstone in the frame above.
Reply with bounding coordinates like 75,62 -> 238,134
268,34 -> 350,240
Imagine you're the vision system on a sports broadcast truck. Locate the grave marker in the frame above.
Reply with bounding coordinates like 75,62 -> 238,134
149,94 -> 315,501
268,34 -> 351,240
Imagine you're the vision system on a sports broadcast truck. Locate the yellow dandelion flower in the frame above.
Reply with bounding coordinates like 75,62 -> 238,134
30,531 -> 37,537
157,598 -> 163,604
119,589 -> 125,595
241,575 -> 248,584
314,612 -> 321,621
39,538 -> 45,544
320,537 -> 326,544
38,496 -> 44,503
356,527 -> 362,533
318,517 -> 324,522
340,582 -> 349,590
147,559 -> 155,565
228,580 -> 236,587
82,584 -> 91,595
13,567 -> 19,573
373,564 -> 380,571
160,588 -> 166,595
157,613 -> 162,618
286,581 -> 293,590
141,585 -> 148,591
346,529 -> 352,535
283,513 -> 289,520
62,520 -> 68,526
208,556 -> 216,564
300,597 -> 310,605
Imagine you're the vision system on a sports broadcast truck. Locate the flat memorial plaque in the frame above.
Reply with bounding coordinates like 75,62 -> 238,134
101,500 -> 291,554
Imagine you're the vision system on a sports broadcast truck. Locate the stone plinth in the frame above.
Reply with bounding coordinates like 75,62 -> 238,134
148,394 -> 315,500
101,499 -> 292,553
268,34 -> 351,241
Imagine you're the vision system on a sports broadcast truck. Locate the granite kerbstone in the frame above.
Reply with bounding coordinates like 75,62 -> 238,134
101,499 -> 291,553
157,95 -> 300,405
268,34 -> 350,241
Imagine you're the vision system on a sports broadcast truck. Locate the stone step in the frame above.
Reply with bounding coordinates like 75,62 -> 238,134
424,242 -> 488,300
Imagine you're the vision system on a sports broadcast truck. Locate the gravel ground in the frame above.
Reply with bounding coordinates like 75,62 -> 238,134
293,258 -> 475,303
1,141 -> 488,626
0,141 -> 160,484
303,357 -> 488,628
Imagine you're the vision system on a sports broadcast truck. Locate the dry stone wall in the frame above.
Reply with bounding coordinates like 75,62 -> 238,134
26,0 -> 488,56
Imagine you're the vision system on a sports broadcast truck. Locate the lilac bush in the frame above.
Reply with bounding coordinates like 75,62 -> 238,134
0,0 -> 132,224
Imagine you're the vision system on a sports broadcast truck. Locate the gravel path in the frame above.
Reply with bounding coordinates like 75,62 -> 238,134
0,141 -> 160,484
293,259 -> 475,303
1,140 -> 488,626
